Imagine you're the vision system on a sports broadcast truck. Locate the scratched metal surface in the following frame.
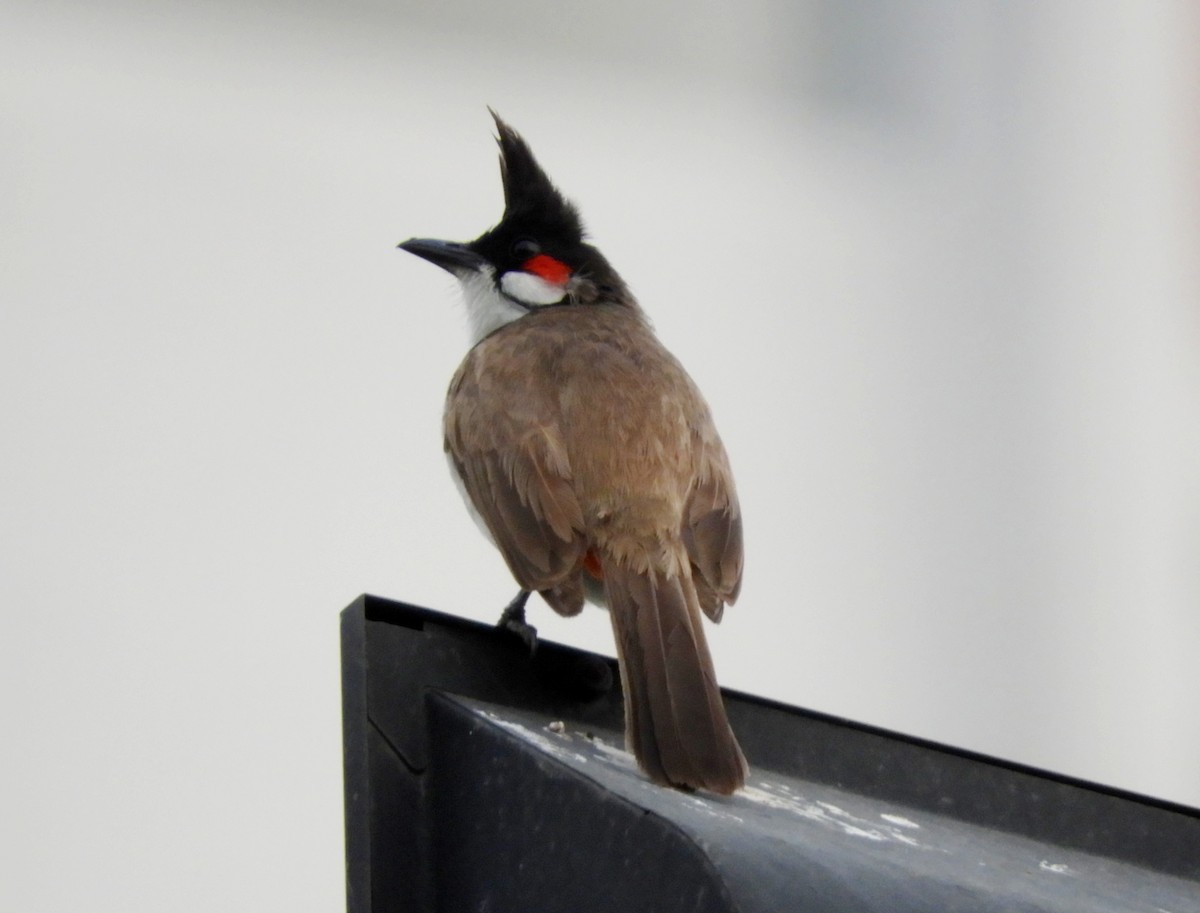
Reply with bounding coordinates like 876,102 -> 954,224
343,595 -> 1200,913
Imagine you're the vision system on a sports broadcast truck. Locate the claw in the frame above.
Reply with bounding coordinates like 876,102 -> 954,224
497,589 -> 538,654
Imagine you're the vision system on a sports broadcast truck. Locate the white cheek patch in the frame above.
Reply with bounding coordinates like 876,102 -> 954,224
499,270 -> 567,307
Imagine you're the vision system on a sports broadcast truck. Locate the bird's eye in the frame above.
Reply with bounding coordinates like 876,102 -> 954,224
512,238 -> 540,260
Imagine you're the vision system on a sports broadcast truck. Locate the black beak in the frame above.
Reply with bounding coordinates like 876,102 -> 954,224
397,237 -> 488,275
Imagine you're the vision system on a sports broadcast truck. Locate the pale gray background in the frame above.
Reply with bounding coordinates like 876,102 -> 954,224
3,1 -> 1198,910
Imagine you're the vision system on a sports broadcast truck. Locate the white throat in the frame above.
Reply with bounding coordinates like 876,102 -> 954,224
457,267 -> 565,345
458,268 -> 527,344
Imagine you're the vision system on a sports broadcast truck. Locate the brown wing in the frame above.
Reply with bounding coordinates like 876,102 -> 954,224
444,361 -> 587,599
682,443 -> 743,623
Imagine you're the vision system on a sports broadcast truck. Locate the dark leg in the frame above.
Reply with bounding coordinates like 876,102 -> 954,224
497,589 -> 538,654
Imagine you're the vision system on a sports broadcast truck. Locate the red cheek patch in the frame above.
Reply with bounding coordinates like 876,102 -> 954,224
522,254 -> 572,286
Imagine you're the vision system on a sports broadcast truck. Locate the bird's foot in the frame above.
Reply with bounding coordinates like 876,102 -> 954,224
497,589 -> 538,655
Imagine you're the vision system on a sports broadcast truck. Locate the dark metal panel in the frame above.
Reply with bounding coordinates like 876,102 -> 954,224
426,693 -> 736,912
340,594 -> 1200,913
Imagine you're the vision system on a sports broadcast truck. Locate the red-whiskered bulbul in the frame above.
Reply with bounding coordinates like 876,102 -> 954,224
398,112 -> 747,794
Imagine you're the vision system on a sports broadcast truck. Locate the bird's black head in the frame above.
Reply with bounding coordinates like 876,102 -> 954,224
398,112 -> 632,343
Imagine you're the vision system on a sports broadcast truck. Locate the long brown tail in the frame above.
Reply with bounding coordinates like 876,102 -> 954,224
603,558 -> 748,794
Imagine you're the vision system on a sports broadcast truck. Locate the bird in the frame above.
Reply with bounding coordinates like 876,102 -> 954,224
397,111 -> 748,794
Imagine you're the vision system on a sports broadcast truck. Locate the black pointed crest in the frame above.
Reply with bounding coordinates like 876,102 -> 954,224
489,109 -> 585,241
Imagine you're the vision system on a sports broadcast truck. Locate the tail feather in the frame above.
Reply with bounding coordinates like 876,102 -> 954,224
603,559 -> 747,794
